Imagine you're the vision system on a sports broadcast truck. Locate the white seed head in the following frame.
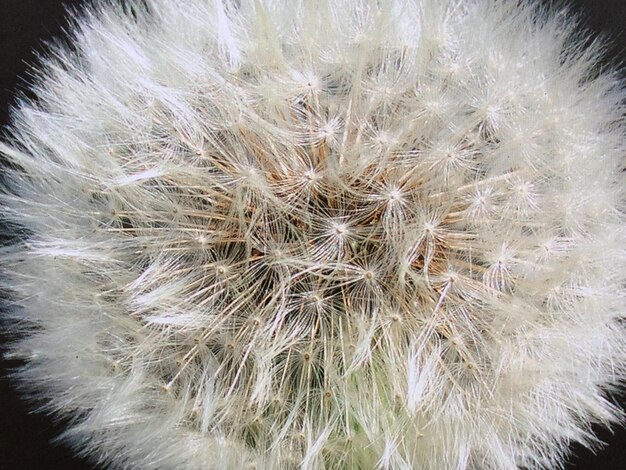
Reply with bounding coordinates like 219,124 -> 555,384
1,1 -> 625,469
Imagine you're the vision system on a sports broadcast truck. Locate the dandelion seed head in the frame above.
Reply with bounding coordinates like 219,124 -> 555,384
1,0 -> 625,469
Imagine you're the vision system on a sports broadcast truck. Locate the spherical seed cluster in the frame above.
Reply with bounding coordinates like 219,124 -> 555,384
1,0 -> 625,469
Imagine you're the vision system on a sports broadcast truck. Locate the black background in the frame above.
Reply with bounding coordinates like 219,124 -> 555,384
1,1 -> 625,469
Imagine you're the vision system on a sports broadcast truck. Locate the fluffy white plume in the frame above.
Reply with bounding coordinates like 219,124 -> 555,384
1,0 -> 625,469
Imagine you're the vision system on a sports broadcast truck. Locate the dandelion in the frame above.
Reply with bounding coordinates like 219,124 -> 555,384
1,0 -> 625,469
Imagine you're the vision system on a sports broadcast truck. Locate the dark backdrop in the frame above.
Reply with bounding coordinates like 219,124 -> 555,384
1,1 -> 625,469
